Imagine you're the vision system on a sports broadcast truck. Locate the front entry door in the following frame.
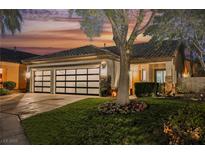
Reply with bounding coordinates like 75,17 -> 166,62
155,70 -> 166,83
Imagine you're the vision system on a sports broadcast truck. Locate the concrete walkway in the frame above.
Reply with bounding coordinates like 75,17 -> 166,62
0,112 -> 29,145
0,93 -> 98,144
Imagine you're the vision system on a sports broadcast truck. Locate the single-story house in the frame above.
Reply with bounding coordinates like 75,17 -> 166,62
0,47 -> 38,91
23,40 -> 194,96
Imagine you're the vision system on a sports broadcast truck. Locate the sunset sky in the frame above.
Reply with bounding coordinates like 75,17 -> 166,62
0,10 -> 150,55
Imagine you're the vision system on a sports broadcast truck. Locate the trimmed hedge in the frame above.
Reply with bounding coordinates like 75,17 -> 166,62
100,76 -> 111,97
3,81 -> 16,90
134,82 -> 164,97
0,88 -> 10,96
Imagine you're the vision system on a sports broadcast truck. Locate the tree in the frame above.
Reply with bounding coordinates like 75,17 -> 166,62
144,10 -> 205,72
72,10 -> 155,104
0,9 -> 22,35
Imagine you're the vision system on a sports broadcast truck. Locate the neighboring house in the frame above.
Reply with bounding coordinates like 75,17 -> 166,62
0,48 -> 38,91
23,41 -> 193,96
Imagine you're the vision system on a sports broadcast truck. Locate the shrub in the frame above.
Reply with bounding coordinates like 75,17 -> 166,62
176,82 -> 190,94
134,82 -> 162,97
0,88 -> 10,96
3,81 -> 16,90
100,76 -> 111,97
164,105 -> 205,144
98,99 -> 148,114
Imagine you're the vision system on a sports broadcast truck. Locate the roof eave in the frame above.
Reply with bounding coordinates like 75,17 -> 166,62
130,56 -> 174,64
23,53 -> 119,65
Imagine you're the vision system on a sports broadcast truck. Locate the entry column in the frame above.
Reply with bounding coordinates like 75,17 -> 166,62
51,69 -> 56,94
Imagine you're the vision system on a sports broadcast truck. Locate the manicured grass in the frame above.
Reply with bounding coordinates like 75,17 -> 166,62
22,97 -> 205,145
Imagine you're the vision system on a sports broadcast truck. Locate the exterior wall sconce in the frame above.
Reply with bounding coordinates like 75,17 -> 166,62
26,71 -> 31,79
101,61 -> 107,69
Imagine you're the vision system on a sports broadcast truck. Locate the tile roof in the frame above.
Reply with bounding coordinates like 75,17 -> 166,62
103,40 -> 179,60
0,48 -> 38,63
25,45 -> 112,61
24,40 -> 180,63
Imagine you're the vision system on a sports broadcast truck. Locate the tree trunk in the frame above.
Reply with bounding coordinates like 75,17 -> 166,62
117,47 -> 130,105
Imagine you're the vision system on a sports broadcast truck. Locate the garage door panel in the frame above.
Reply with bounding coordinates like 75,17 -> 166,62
66,76 -> 75,81
88,82 -> 99,87
43,82 -> 51,86
43,76 -> 51,81
88,68 -> 99,74
76,88 -> 87,94
66,70 -> 75,74
56,70 -> 65,75
77,75 -> 87,81
43,88 -> 50,92
43,71 -> 51,75
66,82 -> 75,87
88,88 -> 99,94
35,76 -> 43,81
77,69 -> 87,74
56,82 -> 65,87
88,75 -> 99,81
56,88 -> 65,93
34,70 -> 51,93
35,82 -> 42,86
34,87 -> 42,92
56,76 -> 65,81
35,71 -> 43,76
66,88 -> 75,93
76,82 -> 87,87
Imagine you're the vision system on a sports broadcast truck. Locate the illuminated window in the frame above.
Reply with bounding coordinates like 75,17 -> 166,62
155,70 -> 166,83
142,69 -> 146,81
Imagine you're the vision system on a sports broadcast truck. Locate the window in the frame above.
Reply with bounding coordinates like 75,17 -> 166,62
142,69 -> 146,81
155,70 -> 166,83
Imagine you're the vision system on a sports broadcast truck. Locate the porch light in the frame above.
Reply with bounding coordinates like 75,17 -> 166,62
26,71 -> 31,79
101,61 -> 107,69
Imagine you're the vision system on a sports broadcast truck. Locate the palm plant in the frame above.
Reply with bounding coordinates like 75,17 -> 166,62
0,9 -> 22,35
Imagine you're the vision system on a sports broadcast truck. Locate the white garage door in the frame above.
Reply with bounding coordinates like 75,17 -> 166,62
34,70 -> 51,93
55,68 -> 99,95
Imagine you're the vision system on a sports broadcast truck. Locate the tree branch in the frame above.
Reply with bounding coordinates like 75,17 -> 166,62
193,41 -> 205,71
104,10 -> 128,47
127,10 -> 155,48
104,10 -> 121,44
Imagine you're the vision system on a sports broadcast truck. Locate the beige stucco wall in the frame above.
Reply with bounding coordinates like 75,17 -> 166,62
0,61 -> 27,90
179,77 -> 205,93
19,64 -> 27,90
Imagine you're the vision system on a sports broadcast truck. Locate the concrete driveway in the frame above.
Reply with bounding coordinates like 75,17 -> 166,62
0,93 -> 97,144
0,93 -> 98,119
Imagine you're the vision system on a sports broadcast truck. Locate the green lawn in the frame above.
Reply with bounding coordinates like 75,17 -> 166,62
22,97 -> 205,145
